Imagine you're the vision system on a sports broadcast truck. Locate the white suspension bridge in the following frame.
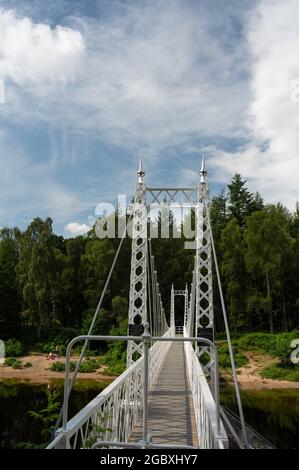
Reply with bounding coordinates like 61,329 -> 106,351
47,158 -> 266,450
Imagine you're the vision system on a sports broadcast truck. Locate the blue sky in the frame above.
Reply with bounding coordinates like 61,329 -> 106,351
1,0 -> 299,236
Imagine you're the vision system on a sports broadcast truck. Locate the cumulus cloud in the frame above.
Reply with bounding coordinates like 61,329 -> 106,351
0,8 -> 85,86
212,0 -> 299,208
65,222 -> 90,236
0,1 -> 251,149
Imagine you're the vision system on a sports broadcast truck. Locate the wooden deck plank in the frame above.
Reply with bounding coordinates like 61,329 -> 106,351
130,341 -> 198,447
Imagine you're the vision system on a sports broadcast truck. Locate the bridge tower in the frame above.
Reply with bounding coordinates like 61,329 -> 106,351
171,284 -> 189,330
195,157 -> 214,375
127,157 -> 148,366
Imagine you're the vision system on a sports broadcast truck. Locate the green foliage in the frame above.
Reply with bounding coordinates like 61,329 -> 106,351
79,359 -> 101,373
220,219 -> 248,330
227,174 -> 263,227
260,363 -> 299,382
217,342 -> 248,369
99,323 -> 127,375
11,359 -> 23,369
5,339 -> 23,357
28,390 -> 61,441
238,331 -> 299,366
84,412 -> 112,448
4,357 -> 23,369
4,357 -> 20,368
0,173 -> 299,361
0,228 -> 21,339
48,361 -> 76,372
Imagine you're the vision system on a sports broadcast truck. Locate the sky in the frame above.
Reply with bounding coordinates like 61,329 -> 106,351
0,0 -> 299,236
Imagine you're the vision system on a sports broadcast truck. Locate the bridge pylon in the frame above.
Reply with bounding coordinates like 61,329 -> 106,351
195,157 -> 214,377
127,157 -> 148,366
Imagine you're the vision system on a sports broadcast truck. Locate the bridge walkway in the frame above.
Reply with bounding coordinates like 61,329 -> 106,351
130,341 -> 198,447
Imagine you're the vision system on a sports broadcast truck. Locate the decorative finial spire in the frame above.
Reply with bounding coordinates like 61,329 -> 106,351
137,155 -> 145,183
200,155 -> 207,183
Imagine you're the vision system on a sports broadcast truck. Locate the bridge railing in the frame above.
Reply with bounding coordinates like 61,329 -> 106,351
183,327 -> 228,449
47,327 -> 174,449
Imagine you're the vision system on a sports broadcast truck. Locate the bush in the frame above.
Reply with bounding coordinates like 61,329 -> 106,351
79,359 -> 101,373
4,357 -> 23,369
238,331 -> 299,366
100,337 -> 126,375
11,359 -> 23,369
4,357 -> 18,367
5,339 -> 23,357
218,342 -> 248,369
23,362 -> 33,368
49,361 -> 76,372
260,363 -> 299,382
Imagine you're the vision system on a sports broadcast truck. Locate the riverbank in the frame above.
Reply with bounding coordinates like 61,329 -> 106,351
0,355 -> 116,384
1,351 -> 298,390
221,352 -> 299,390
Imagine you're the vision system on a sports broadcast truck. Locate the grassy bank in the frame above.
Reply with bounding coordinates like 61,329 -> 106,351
217,330 -> 299,382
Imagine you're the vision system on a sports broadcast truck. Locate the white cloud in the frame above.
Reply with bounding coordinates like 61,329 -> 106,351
0,8 -> 85,87
65,222 -> 90,236
0,2 -> 251,150
212,0 -> 299,208
70,0 -> 250,151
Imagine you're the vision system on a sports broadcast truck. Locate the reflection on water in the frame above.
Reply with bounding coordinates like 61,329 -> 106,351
220,386 -> 299,449
0,379 -> 298,449
0,379 -> 111,449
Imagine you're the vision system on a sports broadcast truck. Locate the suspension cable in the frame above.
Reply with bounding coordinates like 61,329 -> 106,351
203,193 -> 249,448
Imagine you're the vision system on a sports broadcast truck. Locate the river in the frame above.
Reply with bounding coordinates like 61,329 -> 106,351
0,379 -> 298,449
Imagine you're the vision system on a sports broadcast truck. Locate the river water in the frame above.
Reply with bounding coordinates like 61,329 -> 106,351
0,379 -> 298,449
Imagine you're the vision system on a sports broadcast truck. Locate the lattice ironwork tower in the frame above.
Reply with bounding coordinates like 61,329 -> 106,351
195,157 -> 214,375
171,285 -> 189,330
127,158 -> 148,367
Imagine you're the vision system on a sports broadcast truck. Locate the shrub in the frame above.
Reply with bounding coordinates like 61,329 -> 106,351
238,331 -> 299,366
4,357 -> 18,367
260,363 -> 299,382
11,359 -> 23,369
218,342 -> 248,369
79,359 -> 101,373
4,358 -> 23,369
5,339 -> 23,357
49,361 -> 76,372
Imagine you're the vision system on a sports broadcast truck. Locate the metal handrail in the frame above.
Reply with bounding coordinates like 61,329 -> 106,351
47,327 -> 227,449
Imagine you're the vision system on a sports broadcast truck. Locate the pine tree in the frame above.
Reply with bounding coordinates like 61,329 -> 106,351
227,174 -> 255,227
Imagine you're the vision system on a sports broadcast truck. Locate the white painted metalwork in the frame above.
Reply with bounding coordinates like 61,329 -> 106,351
48,328 -> 174,449
195,157 -> 214,375
46,159 -> 241,451
48,330 -> 229,450
127,158 -> 148,366
170,284 -> 189,330
183,327 -> 228,449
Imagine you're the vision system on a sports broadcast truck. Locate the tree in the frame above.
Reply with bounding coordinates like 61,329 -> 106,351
16,218 -> 64,335
60,237 -> 86,327
220,219 -> 248,331
210,190 -> 228,242
244,206 -> 293,333
0,228 -> 21,338
227,174 -> 263,227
